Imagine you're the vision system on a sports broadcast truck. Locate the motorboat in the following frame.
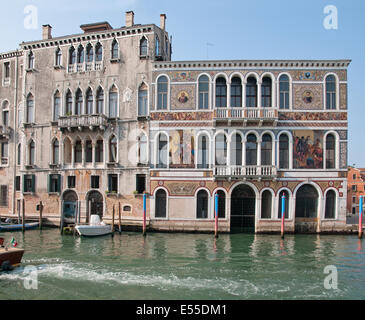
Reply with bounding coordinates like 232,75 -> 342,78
0,238 -> 24,271
75,215 -> 112,237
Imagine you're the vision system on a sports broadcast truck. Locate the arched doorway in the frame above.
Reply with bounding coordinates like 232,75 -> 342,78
87,191 -> 104,222
62,190 -> 78,223
295,184 -> 319,233
230,184 -> 256,233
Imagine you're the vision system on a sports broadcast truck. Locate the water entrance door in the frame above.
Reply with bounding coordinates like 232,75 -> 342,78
231,184 -> 256,233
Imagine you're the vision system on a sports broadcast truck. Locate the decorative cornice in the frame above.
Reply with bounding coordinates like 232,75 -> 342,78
0,50 -> 23,60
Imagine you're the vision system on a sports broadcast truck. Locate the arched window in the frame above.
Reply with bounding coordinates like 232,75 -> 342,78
140,37 -> 148,56
96,87 -> 104,114
246,134 -> 257,166
279,134 -> 289,169
63,138 -> 72,164
326,75 -> 336,110
95,139 -> 103,163
295,185 -> 319,218
75,140 -> 82,163
55,48 -> 62,66
109,136 -> 117,163
138,134 -> 148,164
86,88 -> 93,114
53,91 -> 60,121
52,140 -> 59,165
198,75 -> 209,110
157,134 -> 168,168
197,190 -> 209,219
108,86 -> 118,118
325,190 -> 336,219
246,77 -> 257,108
69,47 -> 76,65
86,44 -> 93,63
198,135 -> 209,169
215,77 -> 227,108
95,43 -> 103,62
230,134 -> 242,166
77,45 -> 84,64
157,76 -> 168,110
138,83 -> 148,116
215,134 -> 227,165
111,39 -> 119,59
65,90 -> 72,115
278,190 -> 289,219
326,134 -> 336,169
155,36 -> 161,57
231,77 -> 242,108
85,140 -> 92,163
155,189 -> 167,218
26,94 -> 34,123
75,89 -> 83,115
29,140 -> 35,165
261,134 -> 272,166
262,77 -> 272,107
17,144 -> 21,166
217,190 -> 226,218
2,101 -> 9,126
279,75 -> 289,109
28,51 -> 34,69
261,190 -> 272,219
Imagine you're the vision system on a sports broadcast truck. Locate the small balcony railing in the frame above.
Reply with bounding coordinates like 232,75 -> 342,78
214,165 -> 277,179
68,62 -> 104,73
0,125 -> 10,138
58,114 -> 108,130
214,108 -> 278,120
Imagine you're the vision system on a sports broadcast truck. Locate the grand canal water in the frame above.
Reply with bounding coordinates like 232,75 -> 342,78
1,229 -> 365,300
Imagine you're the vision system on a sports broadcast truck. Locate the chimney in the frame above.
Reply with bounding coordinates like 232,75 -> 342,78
125,11 -> 134,27
160,14 -> 166,31
42,24 -> 52,40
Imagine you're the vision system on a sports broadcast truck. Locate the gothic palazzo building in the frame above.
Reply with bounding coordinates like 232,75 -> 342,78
0,11 -> 350,233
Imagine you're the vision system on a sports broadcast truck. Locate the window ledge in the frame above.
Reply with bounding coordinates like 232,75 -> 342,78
23,192 -> 35,195
106,192 -> 120,198
48,192 -> 60,196
26,68 -> 36,73
25,164 -> 35,170
110,58 -> 121,63
53,65 -> 63,70
139,55 -> 148,60
49,163 -> 60,169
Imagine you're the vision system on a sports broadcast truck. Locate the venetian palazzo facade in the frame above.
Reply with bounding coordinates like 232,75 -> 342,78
0,11 -> 350,233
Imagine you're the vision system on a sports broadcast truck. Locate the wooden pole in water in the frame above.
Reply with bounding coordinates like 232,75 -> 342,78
143,193 -> 147,237
281,195 -> 286,239
39,201 -> 43,230
118,202 -> 121,234
22,198 -> 25,233
214,193 -> 219,239
111,204 -> 115,237
359,195 -> 363,239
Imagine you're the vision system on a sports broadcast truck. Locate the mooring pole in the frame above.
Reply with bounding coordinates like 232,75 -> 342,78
22,198 -> 25,233
281,195 -> 286,239
111,204 -> 115,237
143,193 -> 147,237
215,193 -> 219,239
39,201 -> 43,230
359,195 -> 363,239
118,202 -> 121,234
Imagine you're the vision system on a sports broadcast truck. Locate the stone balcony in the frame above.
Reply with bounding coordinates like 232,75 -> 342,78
214,108 -> 278,127
0,125 -> 10,139
67,61 -> 103,73
214,165 -> 277,180
58,114 -> 108,132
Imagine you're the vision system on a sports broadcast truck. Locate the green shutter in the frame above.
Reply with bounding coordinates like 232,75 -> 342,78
31,175 -> 35,193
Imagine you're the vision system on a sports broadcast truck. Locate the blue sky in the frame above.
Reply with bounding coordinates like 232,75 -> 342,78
1,0 -> 364,166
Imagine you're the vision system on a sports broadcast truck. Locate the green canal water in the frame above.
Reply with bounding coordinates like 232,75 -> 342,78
0,229 -> 365,300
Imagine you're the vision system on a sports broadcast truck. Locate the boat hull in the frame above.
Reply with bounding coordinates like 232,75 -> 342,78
0,248 -> 24,271
0,222 -> 39,232
75,225 -> 112,237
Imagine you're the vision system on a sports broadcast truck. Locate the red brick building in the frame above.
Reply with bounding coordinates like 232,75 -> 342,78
347,167 -> 365,215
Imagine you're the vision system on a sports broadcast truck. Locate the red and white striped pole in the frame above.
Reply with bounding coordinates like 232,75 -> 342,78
359,195 -> 363,239
281,195 -> 286,239
215,193 -> 219,239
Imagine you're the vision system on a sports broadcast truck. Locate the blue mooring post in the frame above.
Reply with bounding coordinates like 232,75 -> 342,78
359,195 -> 363,239
281,195 -> 286,239
215,193 -> 219,238
143,193 -> 147,237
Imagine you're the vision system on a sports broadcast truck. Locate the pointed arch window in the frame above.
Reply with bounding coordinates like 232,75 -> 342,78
198,135 -> 209,169
111,39 -> 119,60
95,43 -> 103,62
53,91 -> 60,121
55,48 -> 62,66
28,51 -> 34,69
85,140 -> 92,163
75,89 -> 83,115
109,136 -> 117,163
215,134 -> 227,165
95,139 -> 104,163
69,47 -> 76,65
74,140 -> 82,163
140,37 -> 148,56
215,77 -> 227,108
138,83 -> 148,116
231,77 -> 242,108
155,36 -> 161,57
246,134 -> 257,166
198,75 -> 209,109
52,140 -> 59,165
261,134 -> 272,166
108,86 -> 118,118
326,134 -> 336,169
86,88 -> 93,114
77,46 -> 84,64
279,75 -> 290,109
26,94 -> 34,123
246,77 -> 257,108
63,138 -> 72,164
279,134 -> 289,169
65,90 -> 72,115
29,140 -> 35,165
326,75 -> 337,110
86,44 -> 94,63
96,87 -> 104,114
157,76 -> 168,110
262,77 -> 272,108
157,134 -> 168,168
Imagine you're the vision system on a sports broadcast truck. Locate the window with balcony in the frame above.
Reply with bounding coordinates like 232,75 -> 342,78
29,140 -> 35,165
230,134 -> 242,166
215,134 -> 227,166
198,135 -> 209,169
261,190 -> 272,219
326,75 -> 337,110
261,134 -> 272,166
231,77 -> 242,108
279,134 -> 289,169
279,75 -> 289,109
197,190 -> 209,219
2,110 -> 8,127
95,43 -> 103,62
65,90 -> 72,115
157,133 -> 168,168
95,139 -> 104,163
69,46 -> 76,65
86,88 -> 93,115
75,89 -> 83,115
157,76 -> 168,110
246,134 -> 257,166
96,87 -> 104,114
261,77 -> 272,108
109,85 -> 118,118
75,140 -> 82,163
326,134 -> 336,169
86,44 -> 93,63
278,190 -> 289,219
215,77 -> 227,108
109,135 -> 117,163
53,91 -> 60,121
198,75 -> 209,110
325,190 -> 336,219
140,36 -> 148,56
26,93 -> 34,123
246,77 -> 257,108
52,139 -> 59,165
138,83 -> 148,116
